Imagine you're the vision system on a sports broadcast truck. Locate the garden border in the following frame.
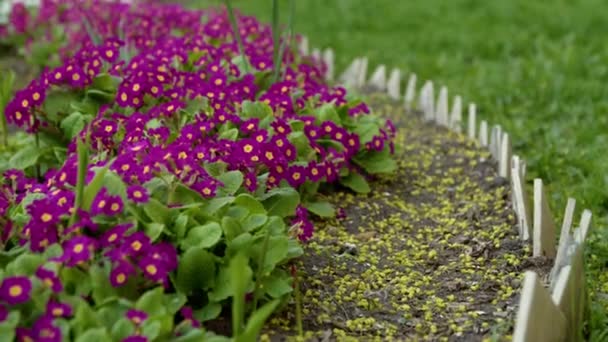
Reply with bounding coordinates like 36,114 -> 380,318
301,39 -> 591,341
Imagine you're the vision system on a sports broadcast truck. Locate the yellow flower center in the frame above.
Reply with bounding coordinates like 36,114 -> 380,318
41,213 -> 53,222
146,264 -> 158,275
9,285 -> 23,297
73,243 -> 84,253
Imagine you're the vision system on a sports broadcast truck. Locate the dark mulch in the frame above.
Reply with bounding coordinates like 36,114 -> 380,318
255,93 -> 553,341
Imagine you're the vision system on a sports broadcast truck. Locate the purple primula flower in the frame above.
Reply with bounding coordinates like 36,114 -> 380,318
46,300 -> 73,318
100,223 -> 133,248
126,309 -> 148,325
123,336 -> 148,342
35,267 -> 63,293
0,276 -> 32,305
60,236 -> 97,267
122,231 -> 151,256
110,262 -> 136,288
32,315 -> 62,342
180,306 -> 201,328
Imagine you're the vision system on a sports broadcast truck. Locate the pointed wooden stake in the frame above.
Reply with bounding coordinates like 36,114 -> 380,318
552,243 -> 586,342
339,58 -> 360,87
421,81 -> 435,121
575,209 -> 592,244
356,57 -> 368,88
450,95 -> 462,133
368,64 -> 387,90
404,73 -> 417,111
513,271 -> 566,342
387,68 -> 401,100
436,86 -> 449,126
489,125 -> 502,160
479,120 -> 488,147
467,103 -> 476,140
299,36 -> 309,56
511,155 -> 531,241
322,48 -> 334,81
499,132 -> 512,179
550,198 -> 576,286
311,48 -> 321,61
533,178 -> 557,258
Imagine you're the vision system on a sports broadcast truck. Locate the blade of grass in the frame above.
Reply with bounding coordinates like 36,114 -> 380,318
224,0 -> 250,74
0,71 -> 15,147
271,0 -> 281,82
69,134 -> 89,226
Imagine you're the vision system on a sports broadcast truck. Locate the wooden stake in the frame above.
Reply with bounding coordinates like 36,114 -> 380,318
489,125 -> 502,160
436,86 -> 449,126
513,271 -> 566,342
299,36 -> 309,55
404,73 -> 417,111
387,68 -> 401,100
499,132 -> 512,179
312,48 -> 321,61
511,155 -> 531,240
369,64 -> 387,91
550,198 -> 576,286
322,48 -> 334,81
533,178 -> 557,258
450,95 -> 462,133
356,57 -> 368,88
467,103 -> 476,140
479,120 -> 488,147
339,58 -> 360,87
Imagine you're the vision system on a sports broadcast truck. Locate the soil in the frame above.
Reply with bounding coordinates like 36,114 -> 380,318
256,93 -> 553,341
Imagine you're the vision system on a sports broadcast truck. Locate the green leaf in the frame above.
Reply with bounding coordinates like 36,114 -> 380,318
143,198 -> 174,224
261,187 -> 300,217
200,196 -> 235,216
242,214 -> 268,231
164,293 -> 187,315
72,300 -> 101,336
234,194 -> 266,214
135,287 -> 166,317
254,236 -> 289,273
60,112 -> 87,139
8,145 -> 42,170
75,328 -> 112,342
110,318 -> 135,341
176,247 -> 216,294
263,272 -> 293,298
287,131 -> 313,157
182,222 -> 223,249
145,223 -> 165,241
240,100 -> 273,119
303,200 -> 335,217
83,164 -> 111,211
222,216 -> 243,241
217,170 -> 244,195
219,128 -> 239,141
315,103 -> 342,125
340,172 -> 371,193
43,89 -> 80,117
173,330 -> 206,342
194,302 -> 222,322
237,299 -> 281,342
286,239 -> 304,259
141,319 -> 162,340
6,253 -> 44,275
354,150 -> 397,174
172,213 -> 189,239
89,264 -> 117,305
230,253 -> 253,337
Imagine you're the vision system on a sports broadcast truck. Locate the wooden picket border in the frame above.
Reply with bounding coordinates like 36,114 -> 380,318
318,45 -> 592,341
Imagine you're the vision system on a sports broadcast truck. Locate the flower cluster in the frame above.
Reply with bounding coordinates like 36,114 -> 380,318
0,0 -> 396,340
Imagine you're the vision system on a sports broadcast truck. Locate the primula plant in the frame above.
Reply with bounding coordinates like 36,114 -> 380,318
0,1 -> 396,340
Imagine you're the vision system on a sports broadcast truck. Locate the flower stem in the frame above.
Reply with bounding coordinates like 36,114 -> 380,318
252,229 -> 271,311
293,265 -> 303,336
224,0 -> 250,74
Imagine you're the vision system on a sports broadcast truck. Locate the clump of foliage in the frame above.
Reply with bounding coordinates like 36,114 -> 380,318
0,0 -> 396,340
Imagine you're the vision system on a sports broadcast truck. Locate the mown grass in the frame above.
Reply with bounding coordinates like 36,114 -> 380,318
191,0 -> 608,338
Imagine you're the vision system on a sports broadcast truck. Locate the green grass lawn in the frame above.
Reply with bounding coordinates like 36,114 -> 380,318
207,0 -> 608,338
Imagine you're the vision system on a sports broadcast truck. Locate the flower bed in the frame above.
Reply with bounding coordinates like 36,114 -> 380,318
0,1 -> 396,341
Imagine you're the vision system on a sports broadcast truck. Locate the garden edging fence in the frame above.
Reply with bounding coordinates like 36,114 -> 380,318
301,37 -> 592,342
